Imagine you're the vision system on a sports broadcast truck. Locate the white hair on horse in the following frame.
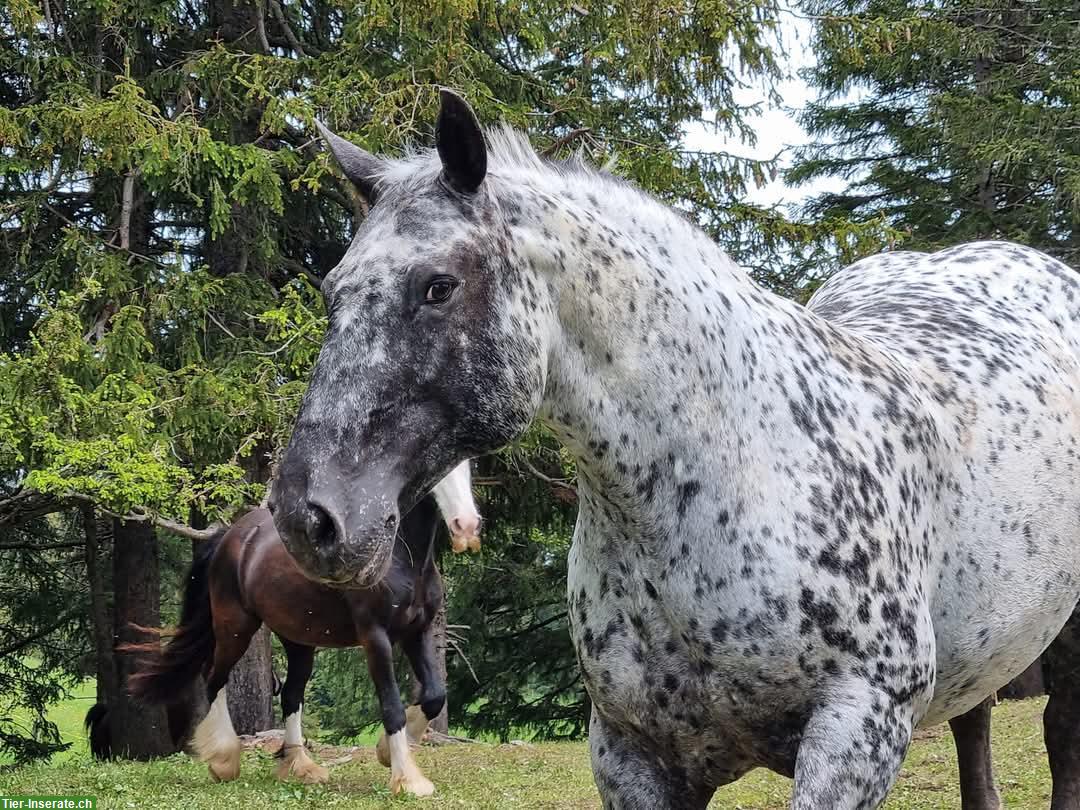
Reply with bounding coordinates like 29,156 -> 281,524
373,123 -> 616,194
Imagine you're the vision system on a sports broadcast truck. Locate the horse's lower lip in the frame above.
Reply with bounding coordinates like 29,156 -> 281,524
293,560 -> 352,585
318,547 -> 392,588
281,546 -> 359,585
299,564 -> 373,588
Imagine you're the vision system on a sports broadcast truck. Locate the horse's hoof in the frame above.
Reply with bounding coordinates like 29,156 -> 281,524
207,756 -> 240,783
404,704 -> 430,745
274,745 -> 330,784
375,733 -> 391,768
390,771 -> 435,797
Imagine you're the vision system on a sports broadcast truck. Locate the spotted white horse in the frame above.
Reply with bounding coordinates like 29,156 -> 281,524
270,91 -> 1080,809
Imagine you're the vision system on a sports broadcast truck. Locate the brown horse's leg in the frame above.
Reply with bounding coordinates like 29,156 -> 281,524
273,639 -> 327,784
376,625 -> 444,768
1046,602 -> 1080,810
949,696 -> 1001,810
191,606 -> 259,783
365,628 -> 434,797
402,624 -> 445,737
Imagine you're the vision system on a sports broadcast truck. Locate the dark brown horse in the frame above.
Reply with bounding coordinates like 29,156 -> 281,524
949,623 -> 1079,810
124,461 -> 479,796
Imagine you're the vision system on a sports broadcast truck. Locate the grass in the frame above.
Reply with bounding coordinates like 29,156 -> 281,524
0,673 -> 96,766
0,697 -> 1052,808
45,677 -> 97,762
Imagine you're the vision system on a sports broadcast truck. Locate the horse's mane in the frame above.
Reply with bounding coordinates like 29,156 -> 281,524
374,124 -> 616,193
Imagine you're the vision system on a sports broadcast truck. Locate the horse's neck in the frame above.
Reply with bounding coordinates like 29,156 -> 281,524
394,496 -> 438,573
518,175 -> 791,539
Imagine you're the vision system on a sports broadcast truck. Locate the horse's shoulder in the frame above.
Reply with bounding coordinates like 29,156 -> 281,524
215,508 -> 278,571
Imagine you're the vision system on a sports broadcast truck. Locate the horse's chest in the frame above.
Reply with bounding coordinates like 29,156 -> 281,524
566,534 -> 811,774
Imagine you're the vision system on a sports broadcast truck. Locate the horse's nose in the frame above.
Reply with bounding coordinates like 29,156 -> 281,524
305,502 -> 337,548
451,513 -> 481,540
270,453 -> 404,586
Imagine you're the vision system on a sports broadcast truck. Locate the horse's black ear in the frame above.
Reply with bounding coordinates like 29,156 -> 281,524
436,89 -> 487,193
314,120 -> 385,203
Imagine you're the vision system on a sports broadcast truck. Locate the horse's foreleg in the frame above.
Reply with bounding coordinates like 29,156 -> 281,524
791,681 -> 918,810
589,708 -> 714,810
273,639 -> 327,784
376,620 -> 443,768
401,624 -> 445,741
191,611 -> 258,782
949,696 -> 1001,810
365,628 -> 434,797
1045,601 -> 1080,810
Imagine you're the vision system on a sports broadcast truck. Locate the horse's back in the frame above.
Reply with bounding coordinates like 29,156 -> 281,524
809,241 -> 1080,361
213,508 -> 362,647
213,504 -> 443,648
808,241 -> 1080,721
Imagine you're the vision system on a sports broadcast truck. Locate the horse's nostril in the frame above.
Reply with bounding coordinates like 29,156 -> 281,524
384,514 -> 398,534
306,504 -> 336,547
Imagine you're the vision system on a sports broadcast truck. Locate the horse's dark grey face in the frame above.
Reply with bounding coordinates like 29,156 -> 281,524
271,92 -> 547,586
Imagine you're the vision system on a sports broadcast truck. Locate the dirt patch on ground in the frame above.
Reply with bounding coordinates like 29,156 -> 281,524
238,729 -> 368,766
238,728 -> 481,768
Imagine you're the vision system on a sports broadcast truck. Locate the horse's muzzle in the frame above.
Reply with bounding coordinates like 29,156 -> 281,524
269,468 -> 401,589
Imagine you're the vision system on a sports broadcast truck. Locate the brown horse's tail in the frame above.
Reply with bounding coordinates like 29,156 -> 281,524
84,702 -> 112,760
122,530 -> 224,706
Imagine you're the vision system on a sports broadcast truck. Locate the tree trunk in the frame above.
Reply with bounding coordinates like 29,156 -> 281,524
226,624 -> 275,734
430,599 -> 450,733
971,15 -> 998,234
109,518 -> 174,759
83,505 -> 117,705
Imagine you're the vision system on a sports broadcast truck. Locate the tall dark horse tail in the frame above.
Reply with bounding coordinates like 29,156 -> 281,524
122,530 -> 224,705
84,702 -> 112,760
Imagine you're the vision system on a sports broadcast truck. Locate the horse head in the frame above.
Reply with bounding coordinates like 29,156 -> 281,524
270,91 -> 544,585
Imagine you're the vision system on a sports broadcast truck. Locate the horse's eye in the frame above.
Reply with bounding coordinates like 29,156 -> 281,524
424,276 -> 459,304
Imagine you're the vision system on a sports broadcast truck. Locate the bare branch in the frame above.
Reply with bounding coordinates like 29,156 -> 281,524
541,128 -> 592,158
151,515 -> 227,541
447,634 -> 480,685
63,493 -> 227,541
424,730 -> 482,745
207,310 -> 238,339
0,540 -> 84,551
83,302 -> 117,344
0,490 -> 67,528
44,203 -> 167,267
518,456 -> 577,495
117,169 -> 138,250
487,611 -> 568,642
41,0 -> 55,39
255,0 -> 272,53
281,258 -> 323,289
269,0 -> 306,57
0,609 -> 83,659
